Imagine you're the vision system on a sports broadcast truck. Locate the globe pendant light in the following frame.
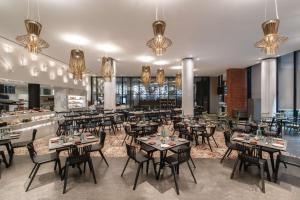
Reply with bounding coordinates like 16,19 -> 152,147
69,49 -> 86,80
255,0 -> 288,55
101,57 -> 113,82
156,68 -> 165,86
175,73 -> 182,88
16,0 -> 49,54
141,66 -> 151,86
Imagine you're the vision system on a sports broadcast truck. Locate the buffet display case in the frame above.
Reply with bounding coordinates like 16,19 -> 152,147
0,109 -> 55,131
68,95 -> 86,110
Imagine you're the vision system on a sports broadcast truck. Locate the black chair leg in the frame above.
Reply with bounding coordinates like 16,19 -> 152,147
273,158 -> 280,183
133,164 -> 142,190
152,159 -> 157,176
57,159 -> 62,177
63,163 -> 69,194
122,135 -> 128,145
187,161 -> 197,183
171,165 -> 179,195
227,149 -> 233,157
121,158 -> 130,176
190,157 -> 196,168
212,136 -> 218,147
220,148 -> 230,163
29,164 -> 37,178
99,150 -> 109,167
26,164 -> 40,192
206,138 -> 213,152
88,159 -> 97,184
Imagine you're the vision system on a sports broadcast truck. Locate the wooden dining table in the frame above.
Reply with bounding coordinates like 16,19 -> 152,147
136,134 -> 190,179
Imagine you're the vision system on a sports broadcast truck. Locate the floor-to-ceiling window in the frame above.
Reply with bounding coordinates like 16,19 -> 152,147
278,52 -> 294,118
91,76 -> 212,110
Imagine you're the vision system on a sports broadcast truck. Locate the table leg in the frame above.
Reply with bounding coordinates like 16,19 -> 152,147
156,150 -> 166,180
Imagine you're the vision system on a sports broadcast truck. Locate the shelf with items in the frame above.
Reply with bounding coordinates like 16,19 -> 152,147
68,95 -> 86,109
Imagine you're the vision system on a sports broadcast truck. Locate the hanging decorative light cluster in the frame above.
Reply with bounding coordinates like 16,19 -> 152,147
175,73 -> 182,88
255,0 -> 288,55
156,68 -> 165,86
16,0 -> 49,54
69,49 -> 86,80
16,20 -> 49,54
146,20 -> 172,56
141,65 -> 151,86
101,57 -> 113,82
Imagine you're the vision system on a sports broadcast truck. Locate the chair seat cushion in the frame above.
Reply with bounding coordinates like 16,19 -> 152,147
165,154 -> 179,166
261,146 -> 280,153
279,154 -> 300,166
135,152 -> 151,163
141,145 -> 156,153
11,141 -> 30,148
89,143 -> 103,152
34,152 -> 58,164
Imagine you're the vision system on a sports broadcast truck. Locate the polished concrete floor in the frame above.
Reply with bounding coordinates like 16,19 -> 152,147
0,155 -> 300,200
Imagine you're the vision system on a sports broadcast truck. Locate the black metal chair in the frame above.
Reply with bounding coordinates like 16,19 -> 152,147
197,125 -> 218,152
121,143 -> 157,190
11,129 -> 37,151
165,146 -> 197,195
170,134 -> 196,168
0,150 -> 8,178
85,131 -> 109,167
231,146 -> 271,193
63,145 -> 97,194
25,142 -> 61,192
273,154 -> 300,183
220,131 -> 245,163
123,125 -> 138,145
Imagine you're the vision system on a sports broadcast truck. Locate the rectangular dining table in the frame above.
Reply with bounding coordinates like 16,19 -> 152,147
137,134 -> 190,179
48,133 -> 99,151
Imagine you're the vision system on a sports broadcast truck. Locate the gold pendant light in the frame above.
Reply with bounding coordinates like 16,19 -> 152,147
141,66 -> 151,86
69,49 -> 86,80
16,0 -> 49,54
147,20 -> 172,56
255,19 -> 287,55
156,68 -> 165,86
16,20 -> 49,54
101,57 -> 113,82
255,0 -> 287,55
175,73 -> 182,88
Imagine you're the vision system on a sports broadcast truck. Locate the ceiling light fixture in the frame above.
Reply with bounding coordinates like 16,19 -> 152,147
16,0 -> 49,54
101,57 -> 113,82
97,43 -> 120,53
175,73 -> 182,89
146,7 -> 172,56
3,44 -> 13,53
61,34 -> 90,46
69,49 -> 86,80
156,68 -> 165,86
169,65 -> 182,70
153,60 -> 169,65
137,55 -> 155,63
141,65 -> 151,86
255,0 -> 288,55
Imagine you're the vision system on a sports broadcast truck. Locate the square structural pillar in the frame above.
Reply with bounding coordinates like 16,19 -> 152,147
261,58 -> 277,118
182,58 -> 194,116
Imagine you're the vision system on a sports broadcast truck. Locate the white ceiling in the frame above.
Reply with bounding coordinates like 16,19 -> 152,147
0,0 -> 300,76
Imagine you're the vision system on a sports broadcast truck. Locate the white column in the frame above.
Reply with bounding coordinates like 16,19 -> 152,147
104,59 -> 116,111
182,58 -> 194,116
54,88 -> 68,112
261,58 -> 277,118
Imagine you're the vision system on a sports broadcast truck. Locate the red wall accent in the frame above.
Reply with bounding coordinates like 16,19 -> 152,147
225,68 -> 247,117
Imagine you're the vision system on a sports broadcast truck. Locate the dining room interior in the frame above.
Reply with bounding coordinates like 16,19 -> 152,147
0,0 -> 300,199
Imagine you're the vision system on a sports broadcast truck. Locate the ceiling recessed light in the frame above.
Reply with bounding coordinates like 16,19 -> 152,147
61,34 -> 90,46
196,57 -> 200,61
96,43 -> 121,53
137,55 -> 155,63
153,60 -> 169,65
169,65 -> 182,70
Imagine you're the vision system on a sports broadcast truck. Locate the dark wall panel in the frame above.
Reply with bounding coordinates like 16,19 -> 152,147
28,83 -> 40,109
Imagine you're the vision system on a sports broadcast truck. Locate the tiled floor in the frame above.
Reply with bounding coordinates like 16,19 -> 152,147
0,124 -> 300,199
